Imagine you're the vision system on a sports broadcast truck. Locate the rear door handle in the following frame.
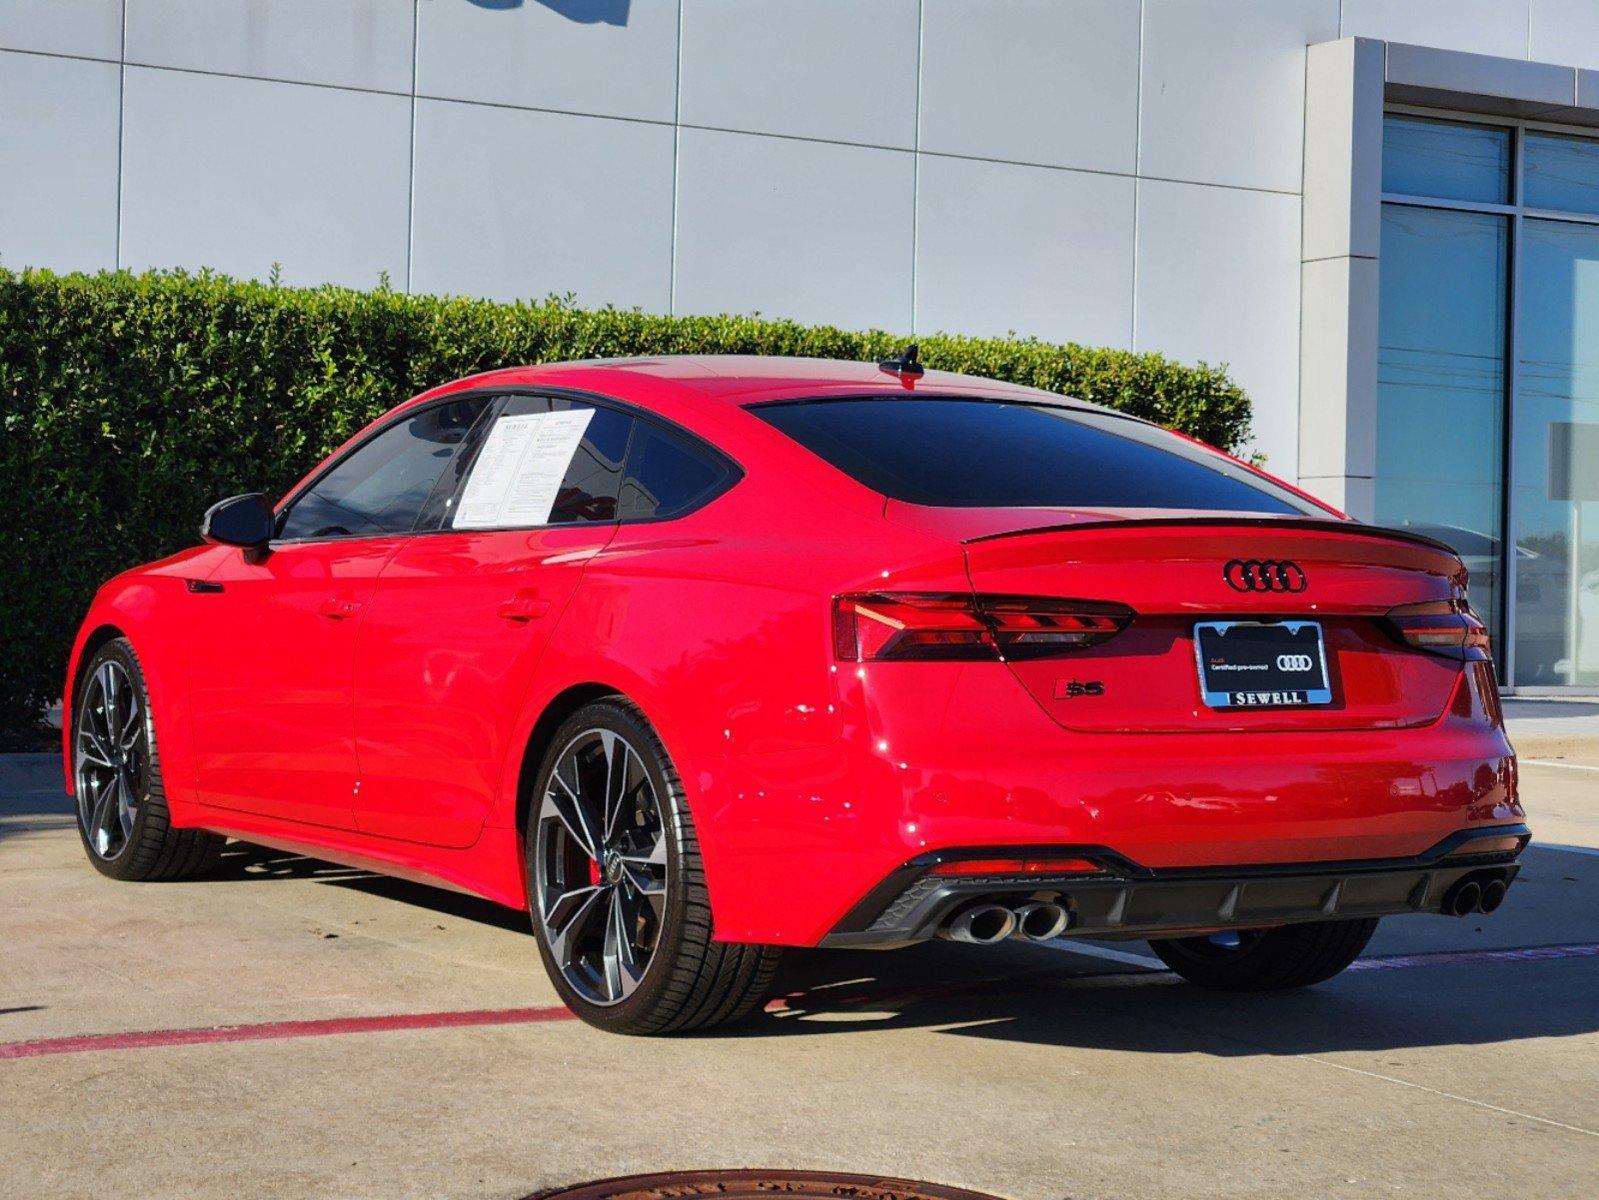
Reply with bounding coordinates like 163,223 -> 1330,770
497,591 -> 552,623
317,597 -> 362,621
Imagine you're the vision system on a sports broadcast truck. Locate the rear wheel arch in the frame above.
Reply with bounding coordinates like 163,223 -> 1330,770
514,683 -> 629,841
513,681 -> 700,841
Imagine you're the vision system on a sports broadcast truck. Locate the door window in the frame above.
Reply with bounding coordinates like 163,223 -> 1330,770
619,422 -> 734,519
278,398 -> 491,541
440,395 -> 632,529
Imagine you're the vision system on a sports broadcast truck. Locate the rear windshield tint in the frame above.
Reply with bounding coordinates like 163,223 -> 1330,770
752,397 -> 1315,514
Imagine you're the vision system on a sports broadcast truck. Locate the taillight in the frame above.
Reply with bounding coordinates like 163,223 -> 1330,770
1385,599 -> 1492,662
931,856 -> 1104,877
1442,833 -> 1527,858
832,592 -> 1133,662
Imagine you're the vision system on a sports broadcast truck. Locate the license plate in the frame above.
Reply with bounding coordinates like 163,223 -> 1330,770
1193,620 -> 1332,709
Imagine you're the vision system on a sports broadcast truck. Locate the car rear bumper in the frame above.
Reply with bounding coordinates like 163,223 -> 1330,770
697,663 -> 1524,946
818,825 -> 1530,947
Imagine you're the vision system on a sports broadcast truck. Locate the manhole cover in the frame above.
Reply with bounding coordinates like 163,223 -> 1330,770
527,1170 -> 1006,1200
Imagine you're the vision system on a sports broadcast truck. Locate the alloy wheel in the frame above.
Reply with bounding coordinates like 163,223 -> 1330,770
74,659 -> 145,860
534,728 -> 668,1006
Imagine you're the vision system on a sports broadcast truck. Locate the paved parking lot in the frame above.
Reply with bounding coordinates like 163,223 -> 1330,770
3,751 -> 1596,1200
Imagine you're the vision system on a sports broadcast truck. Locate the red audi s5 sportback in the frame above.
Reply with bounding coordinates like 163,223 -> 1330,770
64,354 -> 1528,1033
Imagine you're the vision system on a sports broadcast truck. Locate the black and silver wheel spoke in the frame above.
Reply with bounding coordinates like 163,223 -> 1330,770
535,727 -> 668,1007
73,660 -> 144,861
619,829 -> 668,921
545,884 -> 607,969
603,886 -> 645,1000
547,764 -> 602,863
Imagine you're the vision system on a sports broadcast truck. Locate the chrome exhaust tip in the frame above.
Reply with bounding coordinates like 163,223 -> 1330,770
940,903 -> 1017,944
1478,877 -> 1508,914
1012,901 -> 1071,941
1444,878 -> 1483,918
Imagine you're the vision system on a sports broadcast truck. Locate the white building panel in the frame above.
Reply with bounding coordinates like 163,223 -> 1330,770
1139,0 -> 1339,193
410,98 -> 675,311
914,155 -> 1133,347
1134,179 -> 1302,474
1529,0 -> 1599,71
0,51 -> 120,273
673,128 -> 914,331
125,0 -> 415,94
0,0 -> 122,60
1341,0 -> 1533,61
119,68 -> 410,289
416,0 -> 679,124
679,0 -> 918,149
918,0 -> 1139,174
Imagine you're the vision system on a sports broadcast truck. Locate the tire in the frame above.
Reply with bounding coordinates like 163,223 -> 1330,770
525,697 -> 781,1035
70,638 -> 225,881
1148,918 -> 1379,991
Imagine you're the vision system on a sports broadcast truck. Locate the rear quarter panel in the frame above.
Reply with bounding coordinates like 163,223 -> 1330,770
502,443 -> 971,942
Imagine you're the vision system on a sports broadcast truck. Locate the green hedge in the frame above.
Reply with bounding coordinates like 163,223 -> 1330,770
0,267 -> 1252,735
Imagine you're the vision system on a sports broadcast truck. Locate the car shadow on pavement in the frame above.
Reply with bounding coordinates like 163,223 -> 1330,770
726,843 -> 1599,1057
204,837 -> 1598,1057
208,842 -> 534,933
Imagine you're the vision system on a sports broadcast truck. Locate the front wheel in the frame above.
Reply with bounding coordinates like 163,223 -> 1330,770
1148,918 -> 1379,991
71,638 -> 224,881
526,698 -> 781,1034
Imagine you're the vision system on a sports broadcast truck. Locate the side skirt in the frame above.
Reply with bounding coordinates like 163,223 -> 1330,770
183,802 -> 528,910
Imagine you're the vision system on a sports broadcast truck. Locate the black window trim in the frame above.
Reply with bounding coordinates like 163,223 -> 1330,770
743,388 -> 1161,427
270,384 -> 743,547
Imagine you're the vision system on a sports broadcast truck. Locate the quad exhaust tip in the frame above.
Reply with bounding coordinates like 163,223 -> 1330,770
1479,877 -> 1508,914
1442,872 -> 1510,917
940,903 -> 1016,944
1012,901 -> 1071,941
1445,879 -> 1483,918
939,901 -> 1072,944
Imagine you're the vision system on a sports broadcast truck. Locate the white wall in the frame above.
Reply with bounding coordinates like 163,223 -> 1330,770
0,0 -> 1581,476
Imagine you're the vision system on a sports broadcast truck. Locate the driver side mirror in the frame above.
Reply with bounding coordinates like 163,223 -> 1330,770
201,493 -> 274,553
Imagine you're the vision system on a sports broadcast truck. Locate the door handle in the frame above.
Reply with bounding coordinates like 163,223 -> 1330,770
318,597 -> 362,621
497,591 -> 552,623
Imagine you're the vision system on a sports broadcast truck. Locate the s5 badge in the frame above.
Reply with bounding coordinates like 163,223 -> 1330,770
1054,679 -> 1105,699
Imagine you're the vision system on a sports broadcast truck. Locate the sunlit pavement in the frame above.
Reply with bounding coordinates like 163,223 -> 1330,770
2,752 -> 1595,1200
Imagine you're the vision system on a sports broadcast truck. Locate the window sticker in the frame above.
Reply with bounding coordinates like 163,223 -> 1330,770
452,409 -> 595,528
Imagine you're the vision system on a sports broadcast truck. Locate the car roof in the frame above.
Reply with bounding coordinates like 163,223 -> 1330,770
400,355 -> 1122,424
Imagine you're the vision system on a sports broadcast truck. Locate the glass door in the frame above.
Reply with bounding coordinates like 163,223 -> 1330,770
1514,218 -> 1599,686
1374,203 -> 1509,654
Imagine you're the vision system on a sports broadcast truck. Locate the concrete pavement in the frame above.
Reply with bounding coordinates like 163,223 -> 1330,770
2,752 -> 1596,1200
1504,696 -> 1599,759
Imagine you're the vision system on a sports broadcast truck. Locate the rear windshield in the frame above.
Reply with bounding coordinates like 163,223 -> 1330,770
752,397 -> 1316,514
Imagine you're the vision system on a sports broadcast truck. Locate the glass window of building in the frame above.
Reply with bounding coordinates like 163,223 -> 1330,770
1379,114 -> 1599,689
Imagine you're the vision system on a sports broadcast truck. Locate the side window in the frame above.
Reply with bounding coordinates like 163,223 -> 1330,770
441,395 -> 632,529
278,398 -> 490,541
619,422 -> 731,520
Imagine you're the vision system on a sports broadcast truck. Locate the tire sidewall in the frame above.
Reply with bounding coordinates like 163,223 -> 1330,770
72,638 -> 158,878
525,699 -> 695,1033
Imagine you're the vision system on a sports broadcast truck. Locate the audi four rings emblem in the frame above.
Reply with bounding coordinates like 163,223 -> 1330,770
1276,654 -> 1315,672
1223,558 -> 1307,593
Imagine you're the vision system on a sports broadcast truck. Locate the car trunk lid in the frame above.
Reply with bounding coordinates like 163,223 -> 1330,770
939,509 -> 1472,734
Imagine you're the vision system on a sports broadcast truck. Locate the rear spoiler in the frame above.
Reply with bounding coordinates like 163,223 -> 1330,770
961,515 -> 1464,557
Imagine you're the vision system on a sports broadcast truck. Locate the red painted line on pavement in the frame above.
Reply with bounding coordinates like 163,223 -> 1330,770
6,943 -> 1596,1061
0,1004 -> 575,1061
